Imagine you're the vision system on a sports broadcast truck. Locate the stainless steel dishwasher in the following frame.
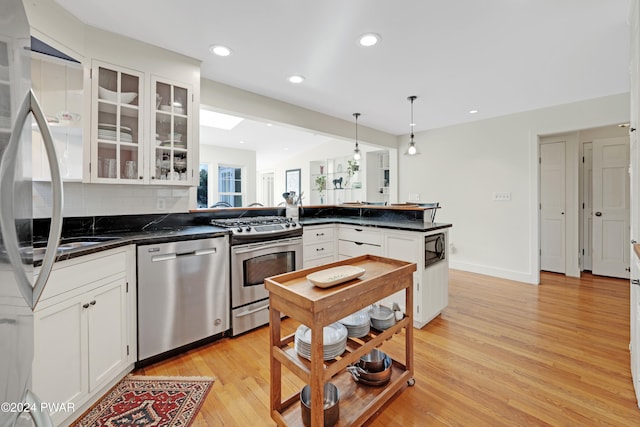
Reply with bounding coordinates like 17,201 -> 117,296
137,236 -> 229,363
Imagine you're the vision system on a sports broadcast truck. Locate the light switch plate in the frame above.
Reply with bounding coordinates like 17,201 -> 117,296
493,192 -> 511,201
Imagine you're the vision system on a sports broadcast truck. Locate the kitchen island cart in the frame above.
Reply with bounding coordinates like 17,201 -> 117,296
265,254 -> 416,427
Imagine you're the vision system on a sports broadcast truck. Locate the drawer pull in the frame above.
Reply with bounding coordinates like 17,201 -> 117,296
633,279 -> 640,286
90,300 -> 96,306
82,303 -> 90,309
316,233 -> 325,237
355,242 -> 364,246
316,247 -> 324,252
354,228 -> 363,232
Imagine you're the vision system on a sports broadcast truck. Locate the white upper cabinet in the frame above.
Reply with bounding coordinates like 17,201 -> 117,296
90,61 -> 144,182
31,51 -> 84,181
150,76 -> 193,185
89,63 -> 196,185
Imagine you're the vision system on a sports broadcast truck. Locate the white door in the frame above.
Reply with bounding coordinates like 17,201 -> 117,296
582,143 -> 593,270
592,137 -> 630,279
540,141 -> 566,273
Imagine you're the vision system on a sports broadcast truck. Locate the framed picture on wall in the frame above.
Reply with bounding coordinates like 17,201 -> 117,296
286,168 -> 301,196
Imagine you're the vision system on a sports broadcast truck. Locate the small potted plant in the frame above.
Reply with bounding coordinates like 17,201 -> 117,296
345,160 -> 359,187
315,175 -> 326,204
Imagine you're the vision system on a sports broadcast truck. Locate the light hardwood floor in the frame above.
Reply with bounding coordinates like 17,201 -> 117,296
136,270 -> 640,426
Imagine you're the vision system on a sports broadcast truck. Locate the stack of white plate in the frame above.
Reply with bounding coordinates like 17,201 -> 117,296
98,123 -> 133,142
339,307 -> 370,338
294,323 -> 348,361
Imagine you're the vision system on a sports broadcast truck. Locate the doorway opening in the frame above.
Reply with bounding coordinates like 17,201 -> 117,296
539,125 -> 630,279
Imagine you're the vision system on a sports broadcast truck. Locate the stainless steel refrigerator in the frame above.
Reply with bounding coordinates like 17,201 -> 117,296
0,0 -> 63,425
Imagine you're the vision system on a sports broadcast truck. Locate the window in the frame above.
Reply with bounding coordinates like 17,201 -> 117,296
218,165 -> 243,207
197,163 -> 209,208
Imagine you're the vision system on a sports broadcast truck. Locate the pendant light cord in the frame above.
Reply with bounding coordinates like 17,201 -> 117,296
353,112 -> 360,151
408,96 -> 416,142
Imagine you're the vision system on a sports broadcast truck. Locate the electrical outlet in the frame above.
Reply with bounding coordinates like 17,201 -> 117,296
156,198 -> 166,210
408,193 -> 420,201
493,192 -> 511,201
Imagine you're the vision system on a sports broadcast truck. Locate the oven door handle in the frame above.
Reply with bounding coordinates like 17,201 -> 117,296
234,303 -> 270,317
233,238 -> 301,254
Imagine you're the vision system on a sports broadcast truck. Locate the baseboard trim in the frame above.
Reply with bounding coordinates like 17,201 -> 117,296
449,260 -> 538,285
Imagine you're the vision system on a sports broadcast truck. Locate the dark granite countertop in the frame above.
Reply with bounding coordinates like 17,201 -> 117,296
35,225 -> 229,266
300,217 -> 452,232
33,207 -> 452,266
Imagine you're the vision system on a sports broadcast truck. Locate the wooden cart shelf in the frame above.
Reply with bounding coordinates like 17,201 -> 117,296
265,254 -> 416,427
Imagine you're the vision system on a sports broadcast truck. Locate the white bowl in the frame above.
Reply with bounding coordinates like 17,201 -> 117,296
99,86 -> 137,104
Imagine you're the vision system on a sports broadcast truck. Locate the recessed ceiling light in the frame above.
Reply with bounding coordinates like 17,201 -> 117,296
209,45 -> 232,57
200,109 -> 244,130
359,33 -> 380,47
469,109 -> 479,114
266,123 -> 273,127
288,75 -> 305,84
239,140 -> 245,144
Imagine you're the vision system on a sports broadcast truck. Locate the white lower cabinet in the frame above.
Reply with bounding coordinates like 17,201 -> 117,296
303,223 -> 449,328
383,229 -> 449,328
87,279 -> 128,390
337,225 -> 383,259
32,245 -> 136,425
303,225 -> 336,268
383,230 -> 422,317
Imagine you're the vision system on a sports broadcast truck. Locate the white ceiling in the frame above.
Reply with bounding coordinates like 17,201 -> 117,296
55,0 -> 630,138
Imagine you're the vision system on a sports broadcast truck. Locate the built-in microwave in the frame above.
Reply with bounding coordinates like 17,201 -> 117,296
425,233 -> 446,268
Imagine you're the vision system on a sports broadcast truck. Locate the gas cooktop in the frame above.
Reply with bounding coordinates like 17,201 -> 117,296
210,216 -> 301,242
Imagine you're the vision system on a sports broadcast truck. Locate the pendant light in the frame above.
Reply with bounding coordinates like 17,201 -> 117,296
406,96 -> 418,156
353,112 -> 361,160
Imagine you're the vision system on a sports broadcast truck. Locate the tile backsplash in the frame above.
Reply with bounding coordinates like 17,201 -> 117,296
33,182 -> 192,218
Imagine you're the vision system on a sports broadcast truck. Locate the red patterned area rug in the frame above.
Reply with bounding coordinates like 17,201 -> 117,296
71,375 -> 214,427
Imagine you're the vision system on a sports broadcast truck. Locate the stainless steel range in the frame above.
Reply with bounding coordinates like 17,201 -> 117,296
211,216 -> 302,336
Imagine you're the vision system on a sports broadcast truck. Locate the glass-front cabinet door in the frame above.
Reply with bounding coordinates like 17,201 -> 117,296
91,61 -> 143,182
151,76 -> 191,185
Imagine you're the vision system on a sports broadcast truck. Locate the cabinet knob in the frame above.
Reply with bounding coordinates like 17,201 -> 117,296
82,303 -> 90,309
632,279 -> 640,285
139,176 -> 143,180
595,212 -> 602,217
90,300 -> 96,306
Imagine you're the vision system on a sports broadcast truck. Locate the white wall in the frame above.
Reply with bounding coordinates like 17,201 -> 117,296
398,93 -> 629,284
199,144 -> 256,207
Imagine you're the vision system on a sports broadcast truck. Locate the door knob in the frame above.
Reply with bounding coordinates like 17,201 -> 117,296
595,212 -> 602,216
